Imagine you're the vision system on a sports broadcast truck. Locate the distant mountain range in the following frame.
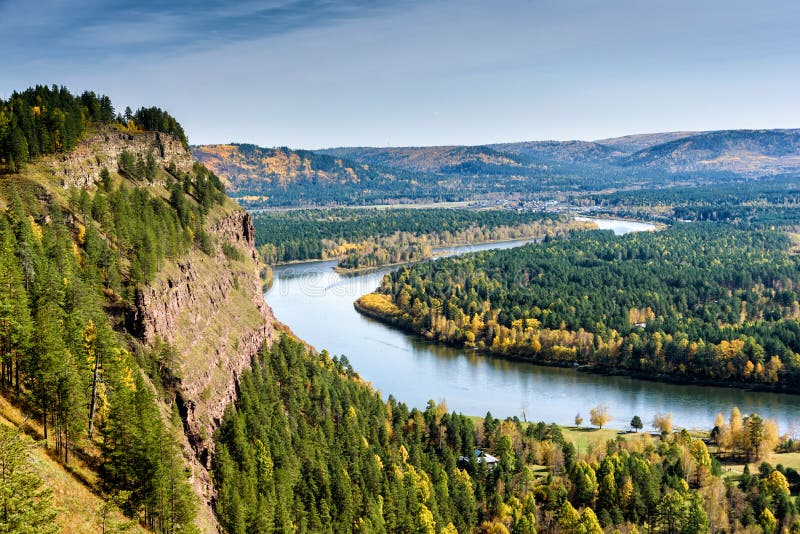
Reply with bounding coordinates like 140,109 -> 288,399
192,129 -> 800,207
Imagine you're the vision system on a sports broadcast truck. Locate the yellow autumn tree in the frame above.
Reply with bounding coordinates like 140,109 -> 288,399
589,404 -> 611,429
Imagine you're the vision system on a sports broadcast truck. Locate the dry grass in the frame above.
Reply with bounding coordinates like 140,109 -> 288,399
561,426 -> 635,454
0,394 -> 146,534
786,232 -> 800,254
719,451 -> 800,480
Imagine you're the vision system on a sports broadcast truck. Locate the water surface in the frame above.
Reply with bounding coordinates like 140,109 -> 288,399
264,219 -> 799,432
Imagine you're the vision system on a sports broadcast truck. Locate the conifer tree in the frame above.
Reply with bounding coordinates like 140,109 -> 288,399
0,426 -> 59,534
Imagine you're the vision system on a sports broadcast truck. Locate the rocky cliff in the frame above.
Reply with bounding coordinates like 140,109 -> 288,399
49,125 -> 194,188
135,203 -> 277,515
49,129 -> 277,528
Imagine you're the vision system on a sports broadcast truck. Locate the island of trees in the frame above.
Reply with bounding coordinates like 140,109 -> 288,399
357,223 -> 800,388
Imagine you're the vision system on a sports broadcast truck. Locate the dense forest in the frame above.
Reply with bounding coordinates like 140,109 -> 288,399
66,160 -> 226,293
587,175 -> 800,228
359,224 -> 800,388
252,208 -> 587,268
0,85 -> 113,172
0,84 -> 186,173
0,86 -> 232,532
213,334 -> 800,533
0,177 -> 211,532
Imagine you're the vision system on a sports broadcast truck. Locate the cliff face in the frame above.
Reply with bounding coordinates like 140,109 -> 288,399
50,128 -> 277,527
50,125 -> 194,188
2,116 -> 275,531
136,206 -> 276,507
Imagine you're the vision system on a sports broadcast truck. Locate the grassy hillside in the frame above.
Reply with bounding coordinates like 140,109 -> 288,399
0,396 -> 146,534
0,85 -> 264,533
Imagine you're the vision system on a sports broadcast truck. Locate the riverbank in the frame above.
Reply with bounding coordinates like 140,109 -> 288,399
271,235 -> 547,273
249,200 -> 474,213
264,217 -> 598,271
354,293 -> 800,396
333,258 -> 430,275
332,235 -> 547,274
265,217 -> 798,432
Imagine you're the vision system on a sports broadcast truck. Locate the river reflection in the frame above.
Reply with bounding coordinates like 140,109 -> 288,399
264,220 -> 800,433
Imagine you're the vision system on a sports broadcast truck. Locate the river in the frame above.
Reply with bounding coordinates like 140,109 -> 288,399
264,218 -> 800,432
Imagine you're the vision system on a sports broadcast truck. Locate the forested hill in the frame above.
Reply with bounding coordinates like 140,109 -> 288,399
0,85 -> 274,532
0,84 -> 187,173
195,129 -> 800,208
192,143 -> 436,206
322,129 -> 800,177
620,129 -> 800,175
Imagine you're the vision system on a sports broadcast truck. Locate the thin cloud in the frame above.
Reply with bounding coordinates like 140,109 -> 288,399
0,0 -> 412,61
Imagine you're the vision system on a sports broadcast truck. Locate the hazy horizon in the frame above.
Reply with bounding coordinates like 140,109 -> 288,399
3,0 -> 799,149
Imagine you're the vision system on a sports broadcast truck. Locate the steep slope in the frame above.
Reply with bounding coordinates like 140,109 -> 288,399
0,397 -> 148,534
54,127 -> 193,188
0,93 -> 275,532
135,201 -> 276,504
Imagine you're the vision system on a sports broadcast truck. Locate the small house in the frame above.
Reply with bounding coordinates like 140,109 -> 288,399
459,448 -> 499,468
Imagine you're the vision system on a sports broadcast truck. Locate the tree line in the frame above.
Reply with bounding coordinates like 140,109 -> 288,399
0,85 -> 188,173
586,175 -> 800,230
252,208 -> 583,265
360,223 -> 800,388
213,334 -> 800,533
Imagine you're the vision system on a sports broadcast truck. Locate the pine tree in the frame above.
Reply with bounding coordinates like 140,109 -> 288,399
0,426 -> 60,533
0,220 -> 33,391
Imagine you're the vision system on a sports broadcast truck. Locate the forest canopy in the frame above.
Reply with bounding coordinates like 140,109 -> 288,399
251,208 -> 582,265
360,223 -> 800,388
213,334 -> 800,533
0,84 -> 188,173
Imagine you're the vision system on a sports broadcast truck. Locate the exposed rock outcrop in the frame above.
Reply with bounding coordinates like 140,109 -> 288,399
44,125 -> 275,530
50,125 -> 194,188
136,208 -> 276,510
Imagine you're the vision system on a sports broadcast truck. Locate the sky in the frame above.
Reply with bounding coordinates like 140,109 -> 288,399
1,0 -> 799,148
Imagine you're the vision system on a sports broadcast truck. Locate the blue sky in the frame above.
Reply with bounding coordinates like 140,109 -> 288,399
2,0 -> 798,148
